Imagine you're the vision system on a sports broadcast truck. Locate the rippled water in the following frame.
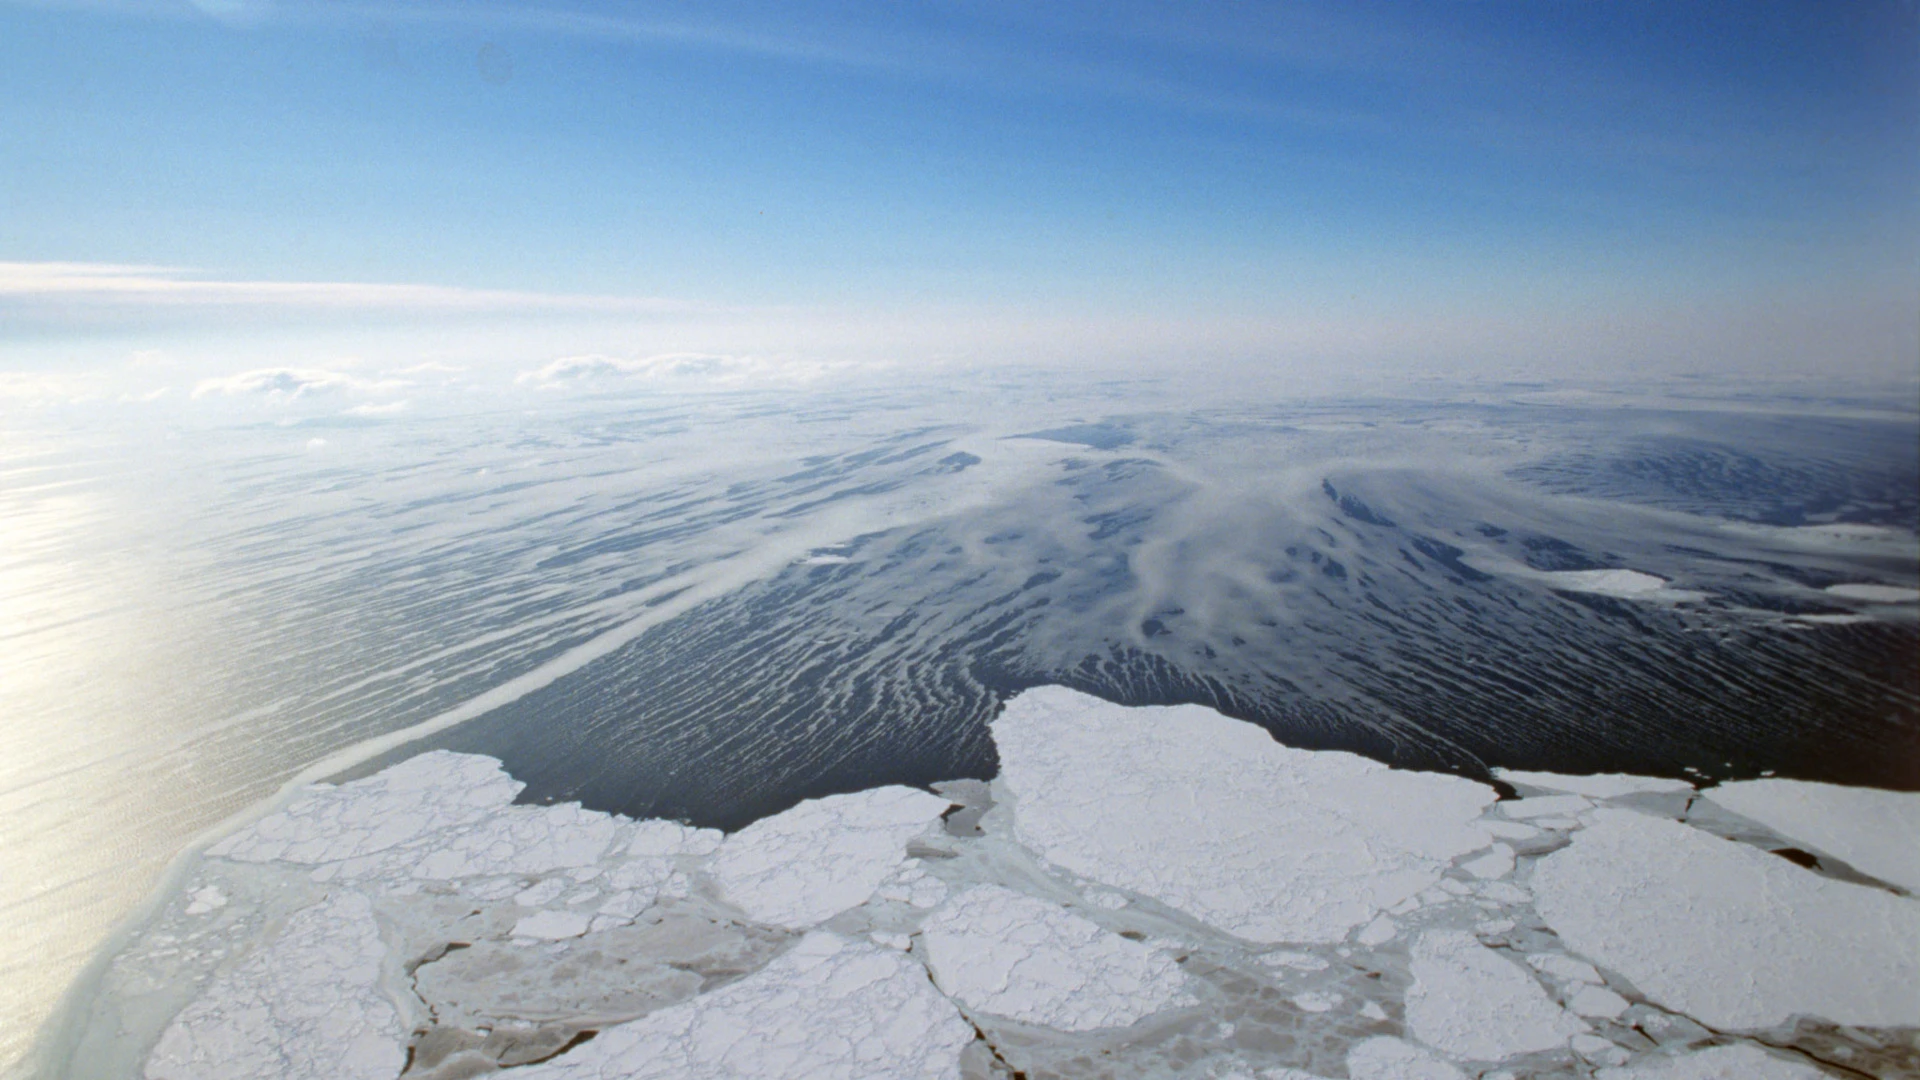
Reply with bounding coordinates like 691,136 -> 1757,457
4,375 -> 1916,1072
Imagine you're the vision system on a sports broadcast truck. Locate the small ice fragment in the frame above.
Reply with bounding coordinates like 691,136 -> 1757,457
1527,954 -> 1602,984
1361,1001 -> 1388,1021
1595,1043 -> 1827,1079
1347,1036 -> 1467,1080
1570,985 -> 1631,1019
1571,1034 -> 1629,1065
1475,881 -> 1531,905
183,886 -> 227,916
1499,795 -> 1591,819
1461,843 -> 1515,880
1356,915 -> 1397,946
1532,817 -> 1581,830
512,910 -> 592,940
1493,770 -> 1693,799
1291,991 -> 1340,1013
1482,820 -> 1540,841
1260,950 -> 1329,971
514,878 -> 567,906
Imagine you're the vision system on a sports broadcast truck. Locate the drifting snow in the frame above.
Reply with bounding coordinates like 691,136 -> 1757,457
919,884 -> 1191,1031
1704,777 -> 1920,892
1824,583 -> 1920,603
990,686 -> 1496,943
1530,808 -> 1920,1029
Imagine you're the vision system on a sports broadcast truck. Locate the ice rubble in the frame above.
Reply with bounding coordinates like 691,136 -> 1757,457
65,686 -> 1920,1080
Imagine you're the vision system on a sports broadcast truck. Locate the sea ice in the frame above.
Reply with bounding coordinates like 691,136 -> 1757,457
1531,808 -> 1920,1029
1493,770 -> 1693,798
1497,794 -> 1591,819
1595,1044 -> 1828,1080
1346,1036 -> 1468,1080
1703,777 -> 1920,892
991,686 -> 1495,943
708,786 -> 953,928
919,884 -> 1191,1031
1404,930 -> 1586,1061
512,932 -> 974,1080
143,891 -> 405,1080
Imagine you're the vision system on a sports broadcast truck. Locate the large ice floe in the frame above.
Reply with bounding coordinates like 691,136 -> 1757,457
43,686 -> 1920,1079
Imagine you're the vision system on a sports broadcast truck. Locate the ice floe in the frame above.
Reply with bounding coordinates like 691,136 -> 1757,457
708,786 -> 953,928
1404,930 -> 1586,1061
1595,1043 -> 1827,1080
43,686 -> 1920,1080
990,686 -> 1496,943
512,933 -> 973,1080
1703,776 -> 1920,892
142,892 -> 404,1080
919,884 -> 1191,1031
1530,807 -> 1920,1029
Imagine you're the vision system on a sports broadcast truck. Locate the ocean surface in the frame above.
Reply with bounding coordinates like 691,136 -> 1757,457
3,372 -> 1916,1072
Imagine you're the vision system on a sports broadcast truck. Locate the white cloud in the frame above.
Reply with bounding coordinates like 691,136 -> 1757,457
344,399 -> 411,417
516,351 -> 861,389
191,367 -> 408,401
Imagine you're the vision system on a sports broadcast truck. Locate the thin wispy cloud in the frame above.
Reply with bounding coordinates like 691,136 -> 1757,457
517,351 -> 864,389
0,262 -> 692,315
190,366 -> 409,400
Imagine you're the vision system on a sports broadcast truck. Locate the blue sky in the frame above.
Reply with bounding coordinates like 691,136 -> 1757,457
2,0 -> 1916,383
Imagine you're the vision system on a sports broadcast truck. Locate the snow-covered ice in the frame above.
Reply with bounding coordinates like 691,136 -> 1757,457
1403,930 -> 1586,1061
1346,1037 -> 1467,1080
1530,807 -> 1920,1028
1595,1044 -> 1828,1080
511,933 -> 974,1080
991,686 -> 1495,942
709,786 -> 954,928
142,892 -> 404,1080
38,686 -> 1919,1080
1704,776 -> 1920,892
919,884 -> 1191,1031
1494,769 -> 1694,798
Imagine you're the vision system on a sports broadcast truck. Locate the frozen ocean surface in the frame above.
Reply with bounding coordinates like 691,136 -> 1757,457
4,376 -> 1917,1075
36,687 -> 1920,1080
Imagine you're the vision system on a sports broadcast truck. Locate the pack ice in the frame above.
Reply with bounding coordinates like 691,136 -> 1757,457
38,687 -> 1920,1080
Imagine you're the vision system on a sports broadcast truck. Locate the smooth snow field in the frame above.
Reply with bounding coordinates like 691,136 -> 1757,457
33,688 -> 1920,1080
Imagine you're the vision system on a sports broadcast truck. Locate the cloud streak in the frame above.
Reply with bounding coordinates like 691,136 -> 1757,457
0,262 -> 691,316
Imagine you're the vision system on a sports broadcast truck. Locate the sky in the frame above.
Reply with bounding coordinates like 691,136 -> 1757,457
2,0 -> 1917,392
